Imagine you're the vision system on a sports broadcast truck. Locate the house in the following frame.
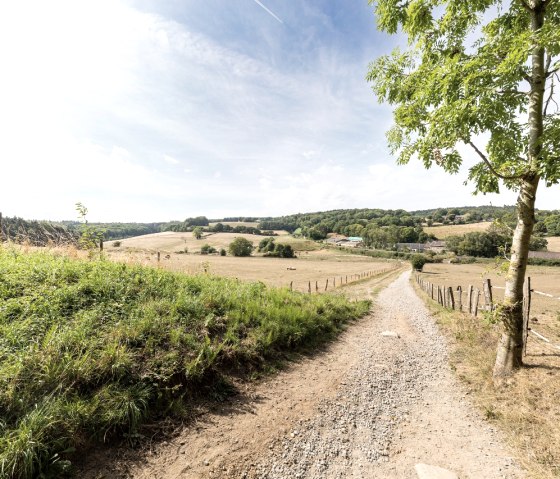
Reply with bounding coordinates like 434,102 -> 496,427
425,240 -> 447,253
395,243 -> 426,252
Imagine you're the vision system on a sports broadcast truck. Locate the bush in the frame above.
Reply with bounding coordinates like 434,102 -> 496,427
200,244 -> 217,255
219,248 -> 226,256
112,241 -> 121,247
410,254 -> 427,271
228,237 -> 253,257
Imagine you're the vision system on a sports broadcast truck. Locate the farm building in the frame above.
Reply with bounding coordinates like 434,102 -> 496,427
425,240 -> 446,253
396,243 -> 426,252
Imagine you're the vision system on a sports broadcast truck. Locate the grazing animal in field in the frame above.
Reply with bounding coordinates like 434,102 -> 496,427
165,254 -> 171,260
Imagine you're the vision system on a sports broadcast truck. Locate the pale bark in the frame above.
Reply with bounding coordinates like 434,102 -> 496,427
493,2 -> 545,379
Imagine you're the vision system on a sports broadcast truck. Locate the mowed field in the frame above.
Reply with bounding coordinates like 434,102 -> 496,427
109,231 -> 319,254
419,262 -> 560,343
106,232 -> 398,292
546,236 -> 560,252
424,222 -> 491,238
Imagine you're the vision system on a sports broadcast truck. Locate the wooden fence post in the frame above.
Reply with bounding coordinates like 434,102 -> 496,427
99,238 -> 104,252
0,212 -> 3,242
483,279 -> 493,311
467,285 -> 473,314
523,276 -> 531,355
472,289 -> 480,317
457,286 -> 462,311
325,279 -> 329,291
315,281 -> 318,292
157,251 -> 161,262
447,287 -> 455,310
308,281 -> 311,293
290,281 -> 293,291
431,283 -> 434,300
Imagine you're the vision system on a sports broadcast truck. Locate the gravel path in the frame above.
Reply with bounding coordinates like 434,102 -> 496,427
242,271 -> 523,479
82,271 -> 524,479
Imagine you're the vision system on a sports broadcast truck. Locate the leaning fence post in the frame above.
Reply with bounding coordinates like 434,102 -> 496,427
472,289 -> 480,317
290,281 -> 293,291
325,279 -> 329,291
523,277 -> 531,355
467,285 -> 473,313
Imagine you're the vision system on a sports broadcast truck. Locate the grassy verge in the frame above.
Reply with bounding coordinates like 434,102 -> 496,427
412,277 -> 560,479
0,248 -> 369,478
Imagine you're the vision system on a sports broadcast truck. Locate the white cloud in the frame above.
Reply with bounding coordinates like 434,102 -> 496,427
163,155 -> 180,165
0,1 -> 557,222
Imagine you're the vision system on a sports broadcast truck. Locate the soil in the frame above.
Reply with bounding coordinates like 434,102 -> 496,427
79,271 -> 524,479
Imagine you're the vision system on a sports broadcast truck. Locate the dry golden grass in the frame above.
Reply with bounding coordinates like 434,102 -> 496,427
424,222 -> 491,238
420,262 -> 560,341
106,234 -> 398,293
107,231 -> 319,254
413,279 -> 560,479
546,236 -> 560,252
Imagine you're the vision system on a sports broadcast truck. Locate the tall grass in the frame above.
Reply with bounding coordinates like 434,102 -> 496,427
0,247 -> 369,478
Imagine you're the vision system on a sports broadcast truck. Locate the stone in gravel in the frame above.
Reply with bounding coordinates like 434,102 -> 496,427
381,330 -> 400,338
415,463 -> 459,479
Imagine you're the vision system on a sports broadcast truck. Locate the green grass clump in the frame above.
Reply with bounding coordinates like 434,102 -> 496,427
0,248 -> 369,478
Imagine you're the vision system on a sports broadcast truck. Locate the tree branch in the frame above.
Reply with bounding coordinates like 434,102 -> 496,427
544,73 -> 556,116
467,141 -> 526,181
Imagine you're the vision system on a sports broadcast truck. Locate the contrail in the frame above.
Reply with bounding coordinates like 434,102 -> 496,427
252,0 -> 283,23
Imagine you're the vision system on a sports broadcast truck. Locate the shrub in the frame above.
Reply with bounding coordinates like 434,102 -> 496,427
410,254 -> 427,271
219,248 -> 226,256
112,241 -> 121,247
228,238 -> 253,257
200,244 -> 217,255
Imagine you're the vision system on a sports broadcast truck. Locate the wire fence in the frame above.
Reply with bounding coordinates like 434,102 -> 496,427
288,266 -> 400,293
414,274 -> 560,355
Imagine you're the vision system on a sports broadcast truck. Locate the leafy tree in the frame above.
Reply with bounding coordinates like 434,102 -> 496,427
368,1 -> 560,378
410,254 -> 427,271
192,226 -> 203,240
228,237 -> 253,257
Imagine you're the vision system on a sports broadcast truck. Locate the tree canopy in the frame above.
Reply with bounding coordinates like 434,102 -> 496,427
367,0 -> 559,378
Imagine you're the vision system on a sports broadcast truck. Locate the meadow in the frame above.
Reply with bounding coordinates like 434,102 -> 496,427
423,222 -> 491,238
0,246 -> 371,478
106,232 -> 394,292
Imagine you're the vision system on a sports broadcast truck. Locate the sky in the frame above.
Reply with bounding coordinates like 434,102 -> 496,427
0,0 -> 557,222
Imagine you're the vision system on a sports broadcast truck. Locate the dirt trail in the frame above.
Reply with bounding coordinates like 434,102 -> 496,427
83,271 -> 523,479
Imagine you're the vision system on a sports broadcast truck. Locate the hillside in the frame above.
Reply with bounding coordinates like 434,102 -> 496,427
0,248 -> 369,478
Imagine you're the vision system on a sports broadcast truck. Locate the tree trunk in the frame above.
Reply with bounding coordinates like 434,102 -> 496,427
493,176 -> 539,377
493,2 -> 545,379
